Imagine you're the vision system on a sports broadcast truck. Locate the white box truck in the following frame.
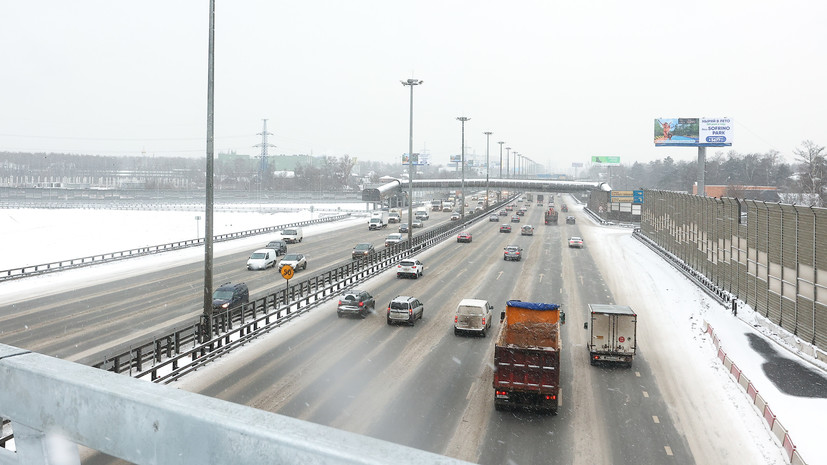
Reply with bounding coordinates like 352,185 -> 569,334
585,304 -> 636,367
368,212 -> 388,230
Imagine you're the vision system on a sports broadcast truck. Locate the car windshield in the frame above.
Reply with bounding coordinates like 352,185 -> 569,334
390,302 -> 409,310
213,290 -> 233,300
250,253 -> 266,259
354,244 -> 371,250
342,294 -> 357,301
506,247 -> 519,252
400,261 -> 415,266
282,229 -> 296,235
283,254 -> 300,260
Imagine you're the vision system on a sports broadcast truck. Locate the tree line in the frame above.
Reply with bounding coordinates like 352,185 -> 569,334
1,140 -> 823,205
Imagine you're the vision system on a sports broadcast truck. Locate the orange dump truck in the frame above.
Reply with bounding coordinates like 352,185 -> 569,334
493,300 -> 564,414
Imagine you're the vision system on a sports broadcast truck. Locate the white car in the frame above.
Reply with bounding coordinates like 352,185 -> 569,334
246,248 -> 277,270
397,257 -> 424,279
385,233 -> 404,247
279,253 -> 307,271
568,237 -> 584,248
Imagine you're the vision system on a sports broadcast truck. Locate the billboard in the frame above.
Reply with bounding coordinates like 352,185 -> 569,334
449,154 -> 462,163
654,117 -> 733,147
402,153 -> 429,166
591,156 -> 620,166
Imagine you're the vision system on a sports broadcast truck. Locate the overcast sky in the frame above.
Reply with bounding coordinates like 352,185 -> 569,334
2,1 -> 825,174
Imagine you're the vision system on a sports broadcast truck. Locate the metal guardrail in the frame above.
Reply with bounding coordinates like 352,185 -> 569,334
92,200 -> 513,382
0,342 -> 473,465
0,213 -> 352,282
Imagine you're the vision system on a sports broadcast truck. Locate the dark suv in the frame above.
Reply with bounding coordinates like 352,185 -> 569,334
337,290 -> 375,318
265,240 -> 287,255
212,282 -> 249,311
352,243 -> 375,260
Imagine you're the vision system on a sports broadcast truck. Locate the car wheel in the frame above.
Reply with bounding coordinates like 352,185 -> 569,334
303,262 -> 307,270
454,328 -> 460,336
387,318 -> 392,325
360,311 -> 367,319
481,328 -> 486,337
337,312 -> 343,318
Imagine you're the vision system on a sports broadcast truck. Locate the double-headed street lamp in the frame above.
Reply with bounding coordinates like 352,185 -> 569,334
484,131 -> 492,209
401,78 -> 422,245
456,116 -> 470,218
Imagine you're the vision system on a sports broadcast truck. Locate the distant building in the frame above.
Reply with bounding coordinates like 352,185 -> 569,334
694,184 -> 779,201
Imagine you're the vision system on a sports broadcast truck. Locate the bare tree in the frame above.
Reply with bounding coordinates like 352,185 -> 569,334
792,140 -> 826,206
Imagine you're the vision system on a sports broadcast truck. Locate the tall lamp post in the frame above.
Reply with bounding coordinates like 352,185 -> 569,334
497,141 -> 504,202
505,147 -> 511,179
457,116 -> 470,218
484,131 -> 492,208
401,78 -> 422,245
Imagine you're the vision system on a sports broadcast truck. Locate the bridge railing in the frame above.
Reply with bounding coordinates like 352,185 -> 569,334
0,343 -> 472,465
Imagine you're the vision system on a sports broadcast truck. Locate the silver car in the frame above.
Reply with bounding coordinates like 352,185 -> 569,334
503,245 -> 523,261
386,295 -> 424,326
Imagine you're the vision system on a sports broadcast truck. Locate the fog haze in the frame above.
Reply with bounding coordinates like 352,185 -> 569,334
1,1 -> 824,173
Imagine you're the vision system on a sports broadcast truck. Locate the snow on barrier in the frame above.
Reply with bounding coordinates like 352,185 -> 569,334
704,321 -> 807,465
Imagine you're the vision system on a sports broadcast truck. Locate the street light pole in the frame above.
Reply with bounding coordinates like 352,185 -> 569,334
401,78 -> 422,245
497,141 -> 504,202
484,131 -> 492,209
505,147 -> 511,179
457,116 -> 470,218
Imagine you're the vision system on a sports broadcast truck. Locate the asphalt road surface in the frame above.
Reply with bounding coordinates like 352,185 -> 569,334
4,198 -> 765,464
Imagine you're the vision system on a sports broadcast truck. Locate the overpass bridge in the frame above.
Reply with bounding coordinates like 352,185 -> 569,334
361,178 -> 609,202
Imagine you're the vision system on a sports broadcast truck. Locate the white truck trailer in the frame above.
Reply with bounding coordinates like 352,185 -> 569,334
585,304 -> 637,367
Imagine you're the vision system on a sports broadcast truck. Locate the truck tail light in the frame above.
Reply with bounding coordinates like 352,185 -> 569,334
482,317 -> 486,326
338,300 -> 342,305
495,390 -> 508,397
358,301 -> 364,307
544,395 -> 556,400
454,316 -> 458,324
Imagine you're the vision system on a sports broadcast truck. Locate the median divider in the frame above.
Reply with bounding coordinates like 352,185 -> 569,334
92,198 -> 517,383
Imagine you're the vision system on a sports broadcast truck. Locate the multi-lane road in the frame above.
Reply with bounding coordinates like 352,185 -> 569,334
2,197 -> 772,464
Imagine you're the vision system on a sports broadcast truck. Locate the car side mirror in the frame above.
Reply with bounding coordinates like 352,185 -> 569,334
560,312 -> 566,324
500,311 -> 505,322
583,322 -> 588,330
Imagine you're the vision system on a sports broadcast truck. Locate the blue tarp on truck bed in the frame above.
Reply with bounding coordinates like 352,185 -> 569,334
506,300 -> 560,311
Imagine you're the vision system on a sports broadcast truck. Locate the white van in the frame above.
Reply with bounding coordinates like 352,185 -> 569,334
280,227 -> 303,243
453,298 -> 494,337
246,248 -> 278,270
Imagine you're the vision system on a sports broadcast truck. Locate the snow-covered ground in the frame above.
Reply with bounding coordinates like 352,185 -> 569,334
1,202 -> 824,464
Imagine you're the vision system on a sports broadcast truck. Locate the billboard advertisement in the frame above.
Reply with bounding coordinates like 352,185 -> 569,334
449,154 -> 462,163
402,153 -> 429,165
591,156 -> 620,166
654,117 -> 733,147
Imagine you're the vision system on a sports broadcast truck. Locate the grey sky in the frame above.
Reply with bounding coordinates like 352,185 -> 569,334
1,1 -> 824,174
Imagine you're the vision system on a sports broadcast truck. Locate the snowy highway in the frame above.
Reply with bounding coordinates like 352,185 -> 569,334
1,199 -> 820,464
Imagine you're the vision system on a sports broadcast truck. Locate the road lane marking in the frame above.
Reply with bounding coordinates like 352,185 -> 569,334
664,446 -> 673,456
539,273 -> 544,282
635,371 -> 641,377
652,415 -> 660,424
497,271 -> 503,280
466,381 -> 477,400
642,391 -> 649,398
